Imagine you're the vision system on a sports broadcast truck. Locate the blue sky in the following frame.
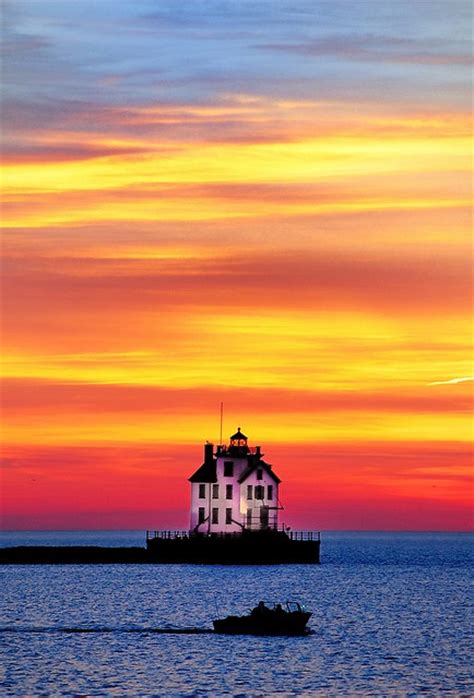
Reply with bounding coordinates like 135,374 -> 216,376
4,0 -> 471,110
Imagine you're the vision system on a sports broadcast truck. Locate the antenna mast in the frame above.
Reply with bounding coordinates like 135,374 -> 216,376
219,402 -> 224,445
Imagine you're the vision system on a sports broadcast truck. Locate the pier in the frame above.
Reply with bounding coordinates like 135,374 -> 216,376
0,530 -> 320,565
146,528 -> 321,564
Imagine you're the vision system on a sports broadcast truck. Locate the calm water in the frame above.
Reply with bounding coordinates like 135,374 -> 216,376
1,532 -> 472,697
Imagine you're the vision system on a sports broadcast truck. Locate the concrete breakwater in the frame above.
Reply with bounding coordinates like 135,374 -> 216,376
0,533 -> 320,565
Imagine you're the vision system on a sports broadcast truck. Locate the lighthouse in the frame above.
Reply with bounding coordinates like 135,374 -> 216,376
146,427 -> 320,562
189,428 -> 282,534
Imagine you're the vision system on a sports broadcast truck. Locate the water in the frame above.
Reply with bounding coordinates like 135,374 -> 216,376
1,532 -> 472,696
0,530 -> 146,548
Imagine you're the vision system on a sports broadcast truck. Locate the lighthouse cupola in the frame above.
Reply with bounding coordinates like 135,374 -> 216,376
229,427 -> 249,453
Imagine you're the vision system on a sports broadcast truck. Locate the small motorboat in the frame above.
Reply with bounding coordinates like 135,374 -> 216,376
213,601 -> 312,635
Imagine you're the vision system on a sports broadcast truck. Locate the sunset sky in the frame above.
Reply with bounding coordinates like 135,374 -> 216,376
1,0 -> 472,531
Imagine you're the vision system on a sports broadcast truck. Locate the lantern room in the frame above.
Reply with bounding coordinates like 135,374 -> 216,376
229,427 -> 249,452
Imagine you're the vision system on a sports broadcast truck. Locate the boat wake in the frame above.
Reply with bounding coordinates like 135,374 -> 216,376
0,626 -> 214,635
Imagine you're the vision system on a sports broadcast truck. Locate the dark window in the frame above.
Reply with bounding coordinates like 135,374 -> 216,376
224,461 -> 234,476
198,507 -> 206,524
212,484 -> 219,499
225,508 -> 232,524
267,485 -> 273,500
247,509 -> 252,526
212,508 -> 219,524
257,469 -> 263,480
247,485 -> 253,500
226,484 -> 233,500
199,484 -> 206,499
255,485 -> 264,500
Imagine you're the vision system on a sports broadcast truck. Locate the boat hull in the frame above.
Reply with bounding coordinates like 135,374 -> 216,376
213,611 -> 312,636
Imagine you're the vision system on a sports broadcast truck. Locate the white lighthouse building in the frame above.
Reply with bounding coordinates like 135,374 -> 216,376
189,428 -> 282,534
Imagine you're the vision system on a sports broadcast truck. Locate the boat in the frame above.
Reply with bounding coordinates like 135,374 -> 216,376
213,601 -> 312,635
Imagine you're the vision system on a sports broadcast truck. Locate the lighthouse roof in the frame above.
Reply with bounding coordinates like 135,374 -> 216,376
238,459 -> 281,484
188,459 -> 217,483
230,428 -> 248,440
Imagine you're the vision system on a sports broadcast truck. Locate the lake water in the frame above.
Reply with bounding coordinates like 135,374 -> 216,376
1,531 -> 472,696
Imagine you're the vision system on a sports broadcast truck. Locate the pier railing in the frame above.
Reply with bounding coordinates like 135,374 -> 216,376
146,529 -> 320,542
286,530 -> 320,542
146,530 -> 189,541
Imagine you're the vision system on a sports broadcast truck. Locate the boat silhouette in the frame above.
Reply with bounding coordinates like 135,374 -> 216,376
213,601 -> 312,635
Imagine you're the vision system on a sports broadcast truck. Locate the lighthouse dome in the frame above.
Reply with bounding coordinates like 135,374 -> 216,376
230,427 -> 248,441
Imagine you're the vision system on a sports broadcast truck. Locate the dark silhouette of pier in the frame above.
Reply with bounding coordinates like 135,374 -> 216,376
0,530 -> 320,564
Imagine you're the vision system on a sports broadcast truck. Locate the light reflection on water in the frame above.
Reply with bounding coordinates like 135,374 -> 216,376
0,532 -> 472,697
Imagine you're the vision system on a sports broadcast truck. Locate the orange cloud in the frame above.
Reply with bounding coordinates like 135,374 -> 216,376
3,97 -> 470,227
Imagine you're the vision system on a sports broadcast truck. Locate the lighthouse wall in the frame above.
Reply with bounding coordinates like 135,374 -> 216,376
239,469 -> 279,531
190,456 -> 249,534
190,460 -> 280,533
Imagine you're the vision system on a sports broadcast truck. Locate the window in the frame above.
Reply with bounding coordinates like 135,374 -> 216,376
247,509 -> 252,526
198,507 -> 206,524
247,485 -> 253,500
267,485 -> 273,500
225,508 -> 232,525
199,484 -> 206,499
212,484 -> 219,499
226,484 -> 233,500
212,508 -> 219,524
257,469 -> 263,480
255,485 -> 264,500
223,461 -> 234,476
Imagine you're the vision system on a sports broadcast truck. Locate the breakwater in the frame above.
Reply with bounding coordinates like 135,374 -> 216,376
0,532 -> 320,564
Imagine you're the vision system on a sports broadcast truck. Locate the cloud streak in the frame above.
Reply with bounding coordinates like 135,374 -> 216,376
428,377 -> 474,386
259,34 -> 473,66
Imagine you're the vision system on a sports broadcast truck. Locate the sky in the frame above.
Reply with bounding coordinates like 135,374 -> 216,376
1,0 -> 472,531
